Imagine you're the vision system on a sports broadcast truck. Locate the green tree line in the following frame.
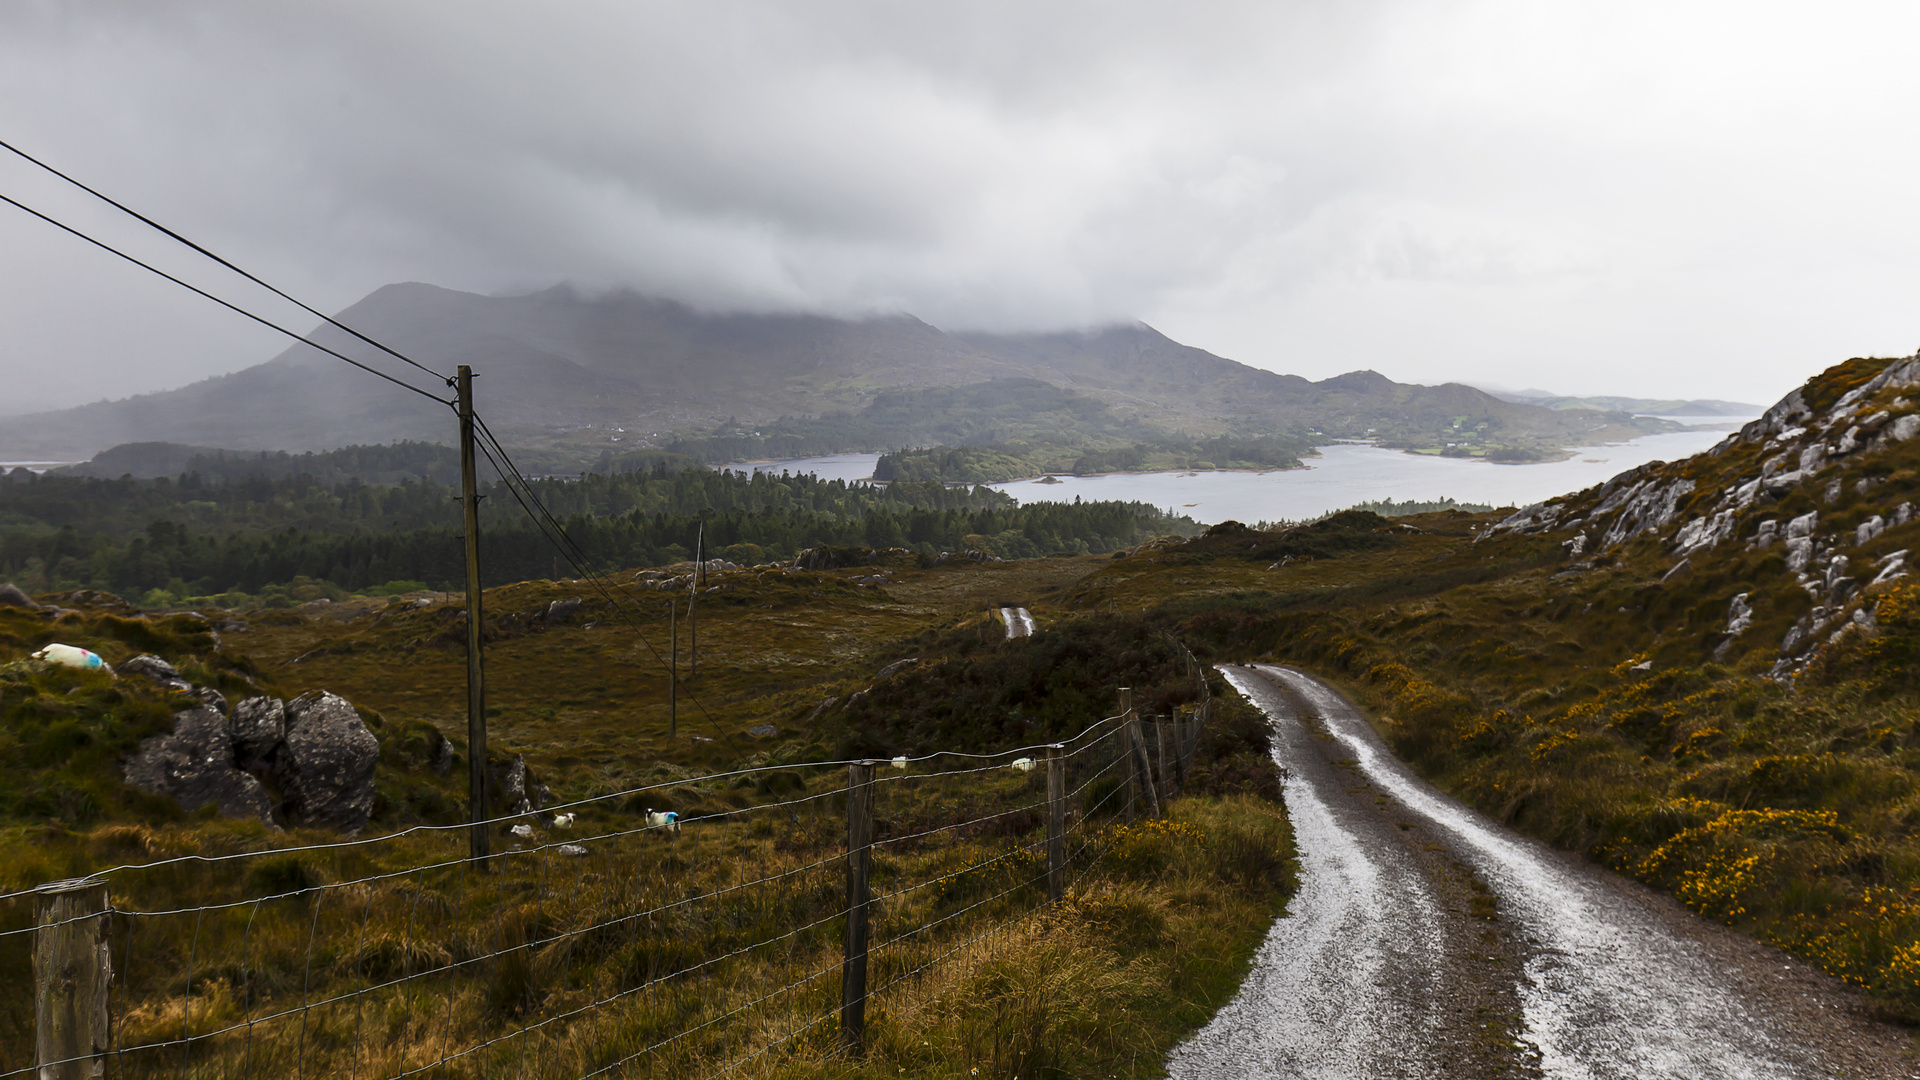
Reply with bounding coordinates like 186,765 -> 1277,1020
1,464 -> 1194,602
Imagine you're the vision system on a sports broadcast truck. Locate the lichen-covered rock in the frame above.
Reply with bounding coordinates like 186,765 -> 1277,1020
545,597 -> 583,622
124,704 -> 275,825
489,753 -> 552,817
116,654 -> 192,693
230,696 -> 285,767
279,691 -> 380,836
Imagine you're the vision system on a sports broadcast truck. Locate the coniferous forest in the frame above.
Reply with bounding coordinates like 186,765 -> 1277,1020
0,456 -> 1196,606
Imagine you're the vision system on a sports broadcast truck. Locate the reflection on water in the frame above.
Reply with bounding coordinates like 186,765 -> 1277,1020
736,423 -> 1753,525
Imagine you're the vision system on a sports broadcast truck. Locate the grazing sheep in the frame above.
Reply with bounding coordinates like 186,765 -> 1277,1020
509,823 -> 535,840
552,812 -> 575,828
891,756 -> 909,770
1009,757 -> 1035,773
33,643 -> 105,670
645,809 -> 680,835
557,843 -> 588,857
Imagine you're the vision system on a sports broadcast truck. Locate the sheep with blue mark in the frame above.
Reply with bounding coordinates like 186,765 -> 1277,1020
645,809 -> 680,835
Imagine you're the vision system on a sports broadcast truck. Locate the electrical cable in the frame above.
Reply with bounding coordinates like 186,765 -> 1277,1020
0,191 -> 453,406
0,137 -> 450,384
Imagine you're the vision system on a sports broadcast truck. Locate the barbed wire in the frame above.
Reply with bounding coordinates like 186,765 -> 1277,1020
5,699 -> 1210,1080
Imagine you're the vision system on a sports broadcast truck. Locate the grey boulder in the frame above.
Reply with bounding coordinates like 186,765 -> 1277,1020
0,583 -> 39,609
230,696 -> 286,767
490,753 -> 552,817
124,704 -> 275,825
278,691 -> 381,836
117,654 -> 193,694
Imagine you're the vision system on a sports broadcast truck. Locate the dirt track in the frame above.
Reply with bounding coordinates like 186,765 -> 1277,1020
1166,664 -> 1918,1080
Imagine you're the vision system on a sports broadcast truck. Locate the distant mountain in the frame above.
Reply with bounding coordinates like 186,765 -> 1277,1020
1476,387 -> 1762,416
0,282 -> 1672,461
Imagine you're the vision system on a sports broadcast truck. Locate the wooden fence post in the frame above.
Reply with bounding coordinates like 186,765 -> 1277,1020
840,762 -> 876,1055
1117,688 -> 1137,821
35,878 -> 110,1080
1046,745 -> 1065,902
1124,698 -> 1162,820
1155,715 -> 1173,801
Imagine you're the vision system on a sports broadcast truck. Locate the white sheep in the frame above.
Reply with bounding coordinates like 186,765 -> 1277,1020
509,823 -> 535,840
552,812 -> 575,828
1008,757 -> 1035,773
645,809 -> 680,835
891,756 -> 909,770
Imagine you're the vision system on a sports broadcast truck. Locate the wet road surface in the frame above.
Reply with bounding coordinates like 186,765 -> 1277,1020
999,606 -> 1035,638
1167,664 -> 1917,1080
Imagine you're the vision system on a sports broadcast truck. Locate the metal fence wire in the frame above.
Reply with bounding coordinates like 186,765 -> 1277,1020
3,704 -> 1209,1080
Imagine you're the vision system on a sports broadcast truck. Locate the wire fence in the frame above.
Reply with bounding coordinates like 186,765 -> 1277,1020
5,704 -> 1210,1079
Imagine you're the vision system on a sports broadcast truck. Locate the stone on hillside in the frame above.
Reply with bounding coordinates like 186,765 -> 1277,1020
124,703 -> 275,825
1661,559 -> 1692,582
546,597 -> 583,621
230,696 -> 286,766
748,723 -> 778,738
1893,415 -> 1920,442
116,654 -> 192,693
0,583 -> 39,609
490,753 -> 552,817
875,657 -> 918,680
279,691 -> 380,835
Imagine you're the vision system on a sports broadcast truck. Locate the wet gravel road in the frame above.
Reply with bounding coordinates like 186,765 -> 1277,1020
1167,664 -> 1917,1080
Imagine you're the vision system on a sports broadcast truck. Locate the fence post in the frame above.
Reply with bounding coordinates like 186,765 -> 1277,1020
1117,688 -> 1137,821
34,878 -> 110,1080
1046,744 -> 1065,902
1124,698 -> 1163,820
1155,715 -> 1174,801
841,761 -> 876,1055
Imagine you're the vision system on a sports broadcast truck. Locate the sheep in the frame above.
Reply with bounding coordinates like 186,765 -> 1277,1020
891,756 -> 909,770
1008,757 -> 1035,773
509,823 -> 535,840
645,809 -> 680,835
32,643 -> 105,670
552,812 -> 575,828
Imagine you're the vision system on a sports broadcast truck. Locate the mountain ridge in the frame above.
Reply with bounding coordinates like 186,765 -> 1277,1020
1,282 -> 1670,461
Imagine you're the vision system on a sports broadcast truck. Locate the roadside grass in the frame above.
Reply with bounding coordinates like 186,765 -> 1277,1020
1,551 -> 1295,1075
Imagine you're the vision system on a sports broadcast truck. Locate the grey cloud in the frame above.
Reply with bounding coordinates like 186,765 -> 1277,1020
2,0 -> 1919,418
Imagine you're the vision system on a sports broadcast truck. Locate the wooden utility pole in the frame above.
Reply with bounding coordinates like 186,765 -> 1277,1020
666,600 -> 678,739
33,878 -> 110,1080
841,761 -> 876,1055
457,365 -> 489,864
689,519 -> 703,678
1046,745 -> 1065,902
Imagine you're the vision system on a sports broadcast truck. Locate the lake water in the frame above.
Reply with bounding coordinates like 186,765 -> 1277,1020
740,421 -> 1753,525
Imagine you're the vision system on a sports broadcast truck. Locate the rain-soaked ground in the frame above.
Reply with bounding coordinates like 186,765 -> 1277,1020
1167,664 -> 1918,1080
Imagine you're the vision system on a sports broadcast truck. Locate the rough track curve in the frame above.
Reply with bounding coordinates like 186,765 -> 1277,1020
1168,664 -> 1916,1080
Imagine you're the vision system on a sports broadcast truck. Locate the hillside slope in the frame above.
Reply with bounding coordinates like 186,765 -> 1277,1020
1,283 -> 1668,459
1039,351 -> 1920,1017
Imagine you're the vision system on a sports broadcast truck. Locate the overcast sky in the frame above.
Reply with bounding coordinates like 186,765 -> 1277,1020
3,0 -> 1918,417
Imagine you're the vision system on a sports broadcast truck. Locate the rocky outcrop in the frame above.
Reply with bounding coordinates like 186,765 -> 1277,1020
230,696 -> 285,767
117,654 -> 192,693
545,597 -> 583,622
277,691 -> 381,835
490,753 -> 553,819
0,583 -> 39,609
124,704 -> 276,825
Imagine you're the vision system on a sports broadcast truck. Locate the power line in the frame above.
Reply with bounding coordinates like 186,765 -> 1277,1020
0,137 -> 450,384
0,190 -> 453,407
